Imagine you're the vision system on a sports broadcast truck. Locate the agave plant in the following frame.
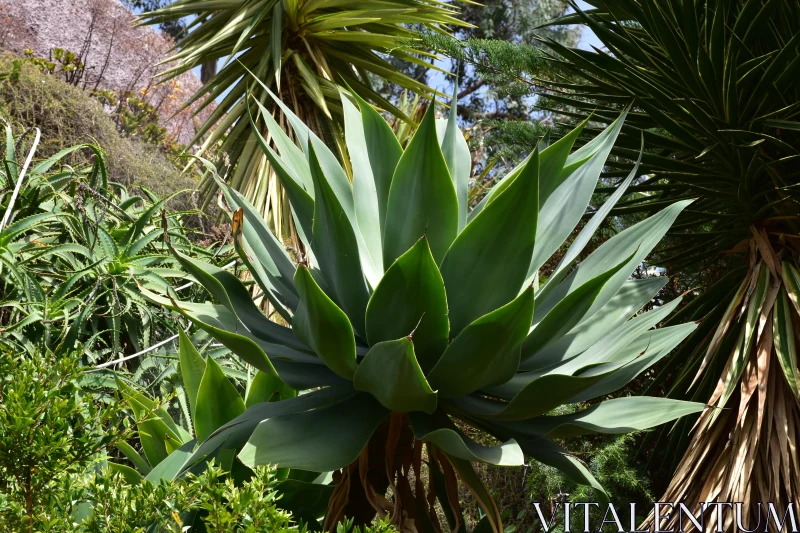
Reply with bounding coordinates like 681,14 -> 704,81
138,0 -> 470,231
538,1 -> 800,528
110,332 -> 339,529
142,87 -> 704,531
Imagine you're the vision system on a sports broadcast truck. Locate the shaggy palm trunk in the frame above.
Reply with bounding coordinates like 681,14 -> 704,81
644,229 -> 800,532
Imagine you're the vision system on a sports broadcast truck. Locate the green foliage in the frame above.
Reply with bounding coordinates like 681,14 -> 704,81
149,85 -> 705,532
0,52 -> 195,198
520,433 -> 653,533
0,342 -> 387,533
90,88 -> 184,158
72,463 -> 299,533
0,348 -> 127,531
539,0 -> 800,265
0,124 -> 225,364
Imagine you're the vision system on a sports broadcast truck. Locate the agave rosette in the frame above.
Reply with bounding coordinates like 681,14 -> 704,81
143,86 -> 703,530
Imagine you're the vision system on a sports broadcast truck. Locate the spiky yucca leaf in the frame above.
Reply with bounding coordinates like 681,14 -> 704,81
138,0 -> 472,234
143,90 -> 703,532
538,1 -> 800,529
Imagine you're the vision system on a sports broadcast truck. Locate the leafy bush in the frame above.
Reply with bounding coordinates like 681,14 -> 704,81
69,463 -> 299,533
0,344 -> 395,533
520,433 -> 653,533
0,348 -> 127,531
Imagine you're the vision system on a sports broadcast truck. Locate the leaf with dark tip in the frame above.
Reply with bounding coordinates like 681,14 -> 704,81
365,237 -> 448,370
427,287 -> 534,398
440,147 -> 539,336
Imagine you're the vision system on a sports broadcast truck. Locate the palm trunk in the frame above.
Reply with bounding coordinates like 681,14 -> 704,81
644,231 -> 800,532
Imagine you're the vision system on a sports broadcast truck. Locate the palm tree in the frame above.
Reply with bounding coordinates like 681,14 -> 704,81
538,1 -> 800,530
138,0 -> 471,236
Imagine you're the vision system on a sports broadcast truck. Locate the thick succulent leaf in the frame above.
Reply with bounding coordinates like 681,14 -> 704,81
276,479 -> 334,520
257,141 -> 315,251
342,91 -> 384,282
238,393 -> 388,471
474,362 -> 630,422
548,148 -> 641,283
523,397 -> 705,438
440,147 -> 539,336
537,118 -> 589,203
141,286 -> 305,360
525,287 -> 682,373
245,370 -> 296,408
350,90 -> 403,236
443,455 -> 503,533
229,209 -> 292,322
182,387 -> 353,475
271,359 -> 350,391
178,330 -> 206,421
522,250 -> 636,359
115,440 -> 151,475
556,295 -> 684,372
526,112 -> 626,280
353,338 -> 437,414
568,323 -> 698,403
774,289 -> 799,396
466,118 -> 585,223
365,237 -> 448,370
383,103 -> 458,266
534,200 -> 693,329
117,379 -> 183,468
108,462 -> 143,485
427,287 -> 534,398
194,356 -> 246,443
489,322 -> 696,402
438,81 -> 471,231
524,277 -> 667,369
166,295 -> 280,377
307,142 -> 370,331
250,95 -> 313,194
167,246 -> 301,350
145,439 -> 197,483
467,152 -> 531,222
409,410 -> 523,465
293,265 -> 357,380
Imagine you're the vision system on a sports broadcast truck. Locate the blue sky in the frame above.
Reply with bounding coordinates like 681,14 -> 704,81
575,0 -> 602,50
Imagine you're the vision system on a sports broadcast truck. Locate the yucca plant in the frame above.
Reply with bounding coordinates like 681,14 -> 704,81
142,86 -> 704,532
138,0 -> 471,233
538,1 -> 800,529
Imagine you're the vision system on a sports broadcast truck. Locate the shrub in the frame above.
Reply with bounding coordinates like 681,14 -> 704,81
0,348 -> 127,531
